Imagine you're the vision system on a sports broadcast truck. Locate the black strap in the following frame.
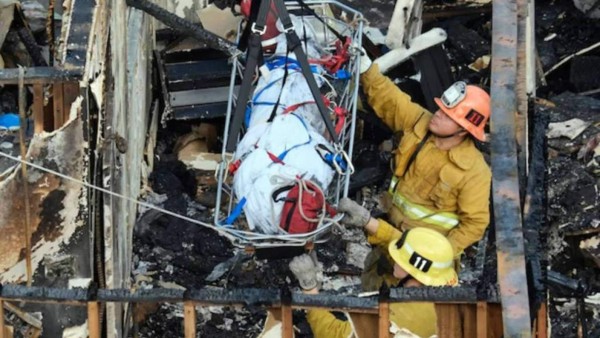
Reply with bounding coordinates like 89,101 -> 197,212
267,49 -> 290,122
273,0 -> 338,143
402,132 -> 430,177
226,0 -> 272,152
238,0 -> 262,52
294,0 -> 346,42
227,0 -> 340,151
272,184 -> 295,202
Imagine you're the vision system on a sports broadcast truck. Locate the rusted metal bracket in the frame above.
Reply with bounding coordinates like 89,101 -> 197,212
125,0 -> 237,56
490,0 -> 532,336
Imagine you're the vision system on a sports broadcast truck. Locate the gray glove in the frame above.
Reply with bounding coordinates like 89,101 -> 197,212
337,198 -> 371,228
358,47 -> 372,74
289,253 -> 323,290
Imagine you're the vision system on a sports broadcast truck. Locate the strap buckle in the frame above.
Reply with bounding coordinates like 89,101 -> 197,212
251,22 -> 267,35
282,23 -> 295,33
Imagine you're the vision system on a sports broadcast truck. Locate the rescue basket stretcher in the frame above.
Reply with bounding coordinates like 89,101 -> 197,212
214,0 -> 364,248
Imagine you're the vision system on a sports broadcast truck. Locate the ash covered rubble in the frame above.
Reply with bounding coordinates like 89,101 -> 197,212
543,92 -> 600,337
534,1 -> 600,337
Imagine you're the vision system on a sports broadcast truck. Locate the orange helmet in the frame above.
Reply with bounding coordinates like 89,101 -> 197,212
434,81 -> 491,142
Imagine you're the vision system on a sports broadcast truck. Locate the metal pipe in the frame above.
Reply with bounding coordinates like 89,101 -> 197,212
490,0 -> 532,336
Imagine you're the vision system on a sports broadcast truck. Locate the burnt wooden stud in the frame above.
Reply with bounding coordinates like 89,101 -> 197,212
87,302 -> 101,338
436,304 -> 461,337
184,301 -> 196,338
536,303 -> 548,338
53,83 -> 64,130
377,300 -> 389,337
282,303 -> 293,338
33,84 -> 45,134
477,302 -> 489,338
63,82 -> 80,121
0,300 -> 5,338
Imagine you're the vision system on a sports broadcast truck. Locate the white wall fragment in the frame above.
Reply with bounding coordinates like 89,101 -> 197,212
546,118 -> 591,140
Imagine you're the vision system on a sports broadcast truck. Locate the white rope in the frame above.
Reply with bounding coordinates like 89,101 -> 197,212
0,150 -> 239,243
0,150 -> 340,247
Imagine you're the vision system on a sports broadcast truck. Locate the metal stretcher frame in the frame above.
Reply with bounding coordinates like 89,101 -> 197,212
214,0 -> 364,248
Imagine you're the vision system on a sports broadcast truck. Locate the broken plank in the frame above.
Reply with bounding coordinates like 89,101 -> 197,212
33,84 -> 44,134
88,302 -> 101,338
183,302 -> 196,338
53,83 -> 64,129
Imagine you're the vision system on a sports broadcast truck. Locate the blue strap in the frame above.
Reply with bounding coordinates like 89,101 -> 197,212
276,113 -> 312,161
223,197 -> 247,226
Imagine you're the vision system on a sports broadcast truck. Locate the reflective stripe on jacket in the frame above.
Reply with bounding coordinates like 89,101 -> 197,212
389,176 -> 459,230
360,65 -> 492,254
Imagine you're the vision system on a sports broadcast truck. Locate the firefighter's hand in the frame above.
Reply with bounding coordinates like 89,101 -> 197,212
337,198 -> 371,228
289,253 -> 323,291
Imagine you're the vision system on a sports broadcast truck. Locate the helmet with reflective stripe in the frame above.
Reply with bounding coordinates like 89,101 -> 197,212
434,81 -> 491,142
388,228 -> 458,286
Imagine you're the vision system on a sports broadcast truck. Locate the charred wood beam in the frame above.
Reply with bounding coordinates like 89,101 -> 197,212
0,67 -> 82,85
490,0 -> 532,336
12,5 -> 48,67
0,285 -> 498,306
422,4 -> 492,22
63,0 -> 96,68
523,110 -> 548,312
125,0 -> 237,56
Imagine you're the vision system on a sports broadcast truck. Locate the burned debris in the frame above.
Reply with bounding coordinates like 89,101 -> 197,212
0,0 -> 598,337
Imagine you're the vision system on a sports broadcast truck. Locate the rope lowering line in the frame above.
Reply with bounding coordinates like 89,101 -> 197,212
0,150 -> 339,246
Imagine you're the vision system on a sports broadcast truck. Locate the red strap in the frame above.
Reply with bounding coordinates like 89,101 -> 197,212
228,159 -> 242,175
267,151 -> 285,164
282,101 -> 315,114
334,106 -> 347,135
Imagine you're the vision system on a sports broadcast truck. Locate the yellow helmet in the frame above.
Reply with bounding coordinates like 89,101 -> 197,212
388,228 -> 458,286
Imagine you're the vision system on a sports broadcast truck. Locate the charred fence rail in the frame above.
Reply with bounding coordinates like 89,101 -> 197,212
0,283 -> 501,338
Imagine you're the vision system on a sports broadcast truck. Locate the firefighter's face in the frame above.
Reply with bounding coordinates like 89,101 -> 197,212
429,109 -> 464,137
393,263 -> 409,280
393,264 -> 423,287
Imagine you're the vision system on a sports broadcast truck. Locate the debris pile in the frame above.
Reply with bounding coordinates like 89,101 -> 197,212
543,92 -> 600,337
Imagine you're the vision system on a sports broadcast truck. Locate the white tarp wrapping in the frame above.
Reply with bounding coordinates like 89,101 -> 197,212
231,15 -> 336,234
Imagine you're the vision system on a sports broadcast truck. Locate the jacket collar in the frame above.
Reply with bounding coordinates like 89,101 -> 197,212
448,138 -> 477,170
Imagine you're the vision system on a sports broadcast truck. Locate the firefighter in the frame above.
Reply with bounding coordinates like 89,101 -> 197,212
289,221 -> 457,338
351,50 -> 492,290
